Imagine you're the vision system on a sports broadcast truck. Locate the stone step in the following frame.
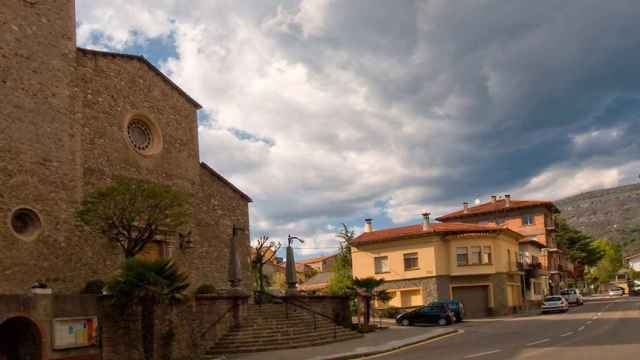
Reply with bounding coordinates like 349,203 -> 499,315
208,332 -> 362,354
226,322 -> 340,335
218,327 -> 355,344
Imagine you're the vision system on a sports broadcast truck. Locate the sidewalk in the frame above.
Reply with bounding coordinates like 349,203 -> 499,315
221,325 -> 459,360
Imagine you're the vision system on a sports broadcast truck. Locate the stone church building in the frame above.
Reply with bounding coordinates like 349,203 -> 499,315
0,0 -> 253,294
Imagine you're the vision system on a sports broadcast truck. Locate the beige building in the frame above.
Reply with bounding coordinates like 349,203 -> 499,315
351,215 -> 524,317
1,0 -> 252,294
437,195 -> 567,297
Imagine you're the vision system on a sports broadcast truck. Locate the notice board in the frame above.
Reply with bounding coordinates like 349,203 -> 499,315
52,316 -> 98,349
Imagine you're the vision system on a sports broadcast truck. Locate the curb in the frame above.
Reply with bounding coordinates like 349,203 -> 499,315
313,329 -> 461,360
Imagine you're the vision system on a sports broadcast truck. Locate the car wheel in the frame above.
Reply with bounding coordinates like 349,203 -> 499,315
438,318 -> 448,326
401,319 -> 411,327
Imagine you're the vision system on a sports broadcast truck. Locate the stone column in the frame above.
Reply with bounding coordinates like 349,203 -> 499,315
285,246 -> 298,295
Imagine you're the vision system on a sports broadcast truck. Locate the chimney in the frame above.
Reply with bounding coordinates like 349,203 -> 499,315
364,218 -> 373,233
463,202 -> 469,213
490,195 -> 497,203
505,194 -> 512,207
421,212 -> 432,231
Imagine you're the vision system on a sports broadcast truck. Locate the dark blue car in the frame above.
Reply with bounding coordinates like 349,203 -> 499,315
429,300 -> 465,322
396,303 -> 455,326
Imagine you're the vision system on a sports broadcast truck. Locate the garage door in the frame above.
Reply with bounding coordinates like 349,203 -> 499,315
452,286 -> 489,318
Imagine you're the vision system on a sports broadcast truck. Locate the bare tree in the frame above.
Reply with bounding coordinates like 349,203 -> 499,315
252,235 -> 281,293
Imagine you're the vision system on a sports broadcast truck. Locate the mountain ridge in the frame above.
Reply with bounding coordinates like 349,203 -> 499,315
555,182 -> 640,252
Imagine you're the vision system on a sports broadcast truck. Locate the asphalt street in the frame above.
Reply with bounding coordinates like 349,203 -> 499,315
371,297 -> 640,360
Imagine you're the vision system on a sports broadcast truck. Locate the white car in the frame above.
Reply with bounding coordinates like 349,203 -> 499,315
560,288 -> 584,305
541,295 -> 569,314
608,287 -> 624,296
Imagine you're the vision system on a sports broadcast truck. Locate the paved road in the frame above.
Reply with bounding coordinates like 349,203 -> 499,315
372,297 -> 640,360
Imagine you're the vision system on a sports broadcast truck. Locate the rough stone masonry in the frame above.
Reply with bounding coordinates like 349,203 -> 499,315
0,0 -> 253,294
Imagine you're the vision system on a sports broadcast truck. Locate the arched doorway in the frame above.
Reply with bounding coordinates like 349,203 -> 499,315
0,316 -> 42,360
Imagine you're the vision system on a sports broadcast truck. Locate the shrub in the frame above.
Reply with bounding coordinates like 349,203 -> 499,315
82,279 -> 106,294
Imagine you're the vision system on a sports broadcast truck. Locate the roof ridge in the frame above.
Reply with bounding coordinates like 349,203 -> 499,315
76,47 -> 202,109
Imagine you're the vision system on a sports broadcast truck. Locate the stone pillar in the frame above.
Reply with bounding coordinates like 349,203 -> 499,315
285,246 -> 298,295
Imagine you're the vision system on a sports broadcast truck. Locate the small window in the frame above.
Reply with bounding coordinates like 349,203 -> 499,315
482,246 -> 492,264
470,246 -> 481,265
404,252 -> 419,271
374,256 -> 389,274
522,214 -> 535,226
456,247 -> 468,266
9,207 -> 43,241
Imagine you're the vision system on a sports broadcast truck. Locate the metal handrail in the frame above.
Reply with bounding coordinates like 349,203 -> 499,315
200,303 -> 236,339
254,290 -> 342,339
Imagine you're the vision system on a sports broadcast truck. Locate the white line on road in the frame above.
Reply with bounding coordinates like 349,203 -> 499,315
463,350 -> 503,358
597,312 -> 602,316
560,332 -> 574,337
526,338 -> 550,346
578,326 -> 586,331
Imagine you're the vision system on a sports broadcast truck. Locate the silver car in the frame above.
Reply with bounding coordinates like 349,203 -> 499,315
560,288 -> 584,305
541,295 -> 569,314
608,287 -> 624,296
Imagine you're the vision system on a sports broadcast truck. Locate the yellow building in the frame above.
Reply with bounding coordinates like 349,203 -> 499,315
352,215 -> 524,317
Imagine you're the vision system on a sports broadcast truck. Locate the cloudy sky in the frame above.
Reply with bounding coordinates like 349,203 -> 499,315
76,0 -> 640,258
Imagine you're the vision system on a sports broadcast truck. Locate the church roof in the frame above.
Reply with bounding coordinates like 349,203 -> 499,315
200,162 -> 252,203
77,47 -> 202,109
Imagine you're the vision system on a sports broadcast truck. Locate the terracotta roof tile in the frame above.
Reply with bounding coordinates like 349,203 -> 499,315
436,199 -> 559,221
297,254 -> 337,265
352,222 -> 517,246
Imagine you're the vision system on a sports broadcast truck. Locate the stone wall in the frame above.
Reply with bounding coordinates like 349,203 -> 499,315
283,295 -> 352,327
377,276 -> 446,306
0,294 -> 101,360
100,294 -> 250,360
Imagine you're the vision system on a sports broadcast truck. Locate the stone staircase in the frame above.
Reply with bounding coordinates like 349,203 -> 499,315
207,303 -> 362,354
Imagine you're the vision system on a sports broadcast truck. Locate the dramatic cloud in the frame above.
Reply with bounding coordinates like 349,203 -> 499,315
76,0 -> 640,257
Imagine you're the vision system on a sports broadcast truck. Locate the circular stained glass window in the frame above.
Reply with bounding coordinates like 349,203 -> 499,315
127,119 -> 153,152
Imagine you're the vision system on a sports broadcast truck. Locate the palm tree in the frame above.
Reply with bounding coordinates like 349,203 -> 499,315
352,277 -> 385,331
107,258 -> 190,360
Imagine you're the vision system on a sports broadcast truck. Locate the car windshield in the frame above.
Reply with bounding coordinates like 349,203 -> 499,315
545,296 -> 562,302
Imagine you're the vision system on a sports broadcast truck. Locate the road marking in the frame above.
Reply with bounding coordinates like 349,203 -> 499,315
560,332 -> 574,337
463,350 -> 503,358
586,321 -> 592,325
597,312 -> 602,316
358,330 -> 463,359
526,338 -> 550,346
578,326 -> 585,331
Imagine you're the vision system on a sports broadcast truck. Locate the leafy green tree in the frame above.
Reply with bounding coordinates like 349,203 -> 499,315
587,240 -> 623,287
76,177 -> 191,258
555,217 -> 604,270
107,258 -> 190,360
327,224 -> 355,296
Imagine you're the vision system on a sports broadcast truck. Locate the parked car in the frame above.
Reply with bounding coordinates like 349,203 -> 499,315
428,300 -> 465,322
560,288 -> 584,305
396,303 -> 455,326
541,295 -> 569,314
608,287 -> 624,296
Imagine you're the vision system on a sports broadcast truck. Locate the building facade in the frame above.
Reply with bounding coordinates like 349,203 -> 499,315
351,216 -> 524,318
1,0 -> 252,294
437,195 -> 569,297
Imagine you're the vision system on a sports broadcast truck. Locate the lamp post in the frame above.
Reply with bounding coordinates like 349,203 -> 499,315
285,235 -> 304,295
